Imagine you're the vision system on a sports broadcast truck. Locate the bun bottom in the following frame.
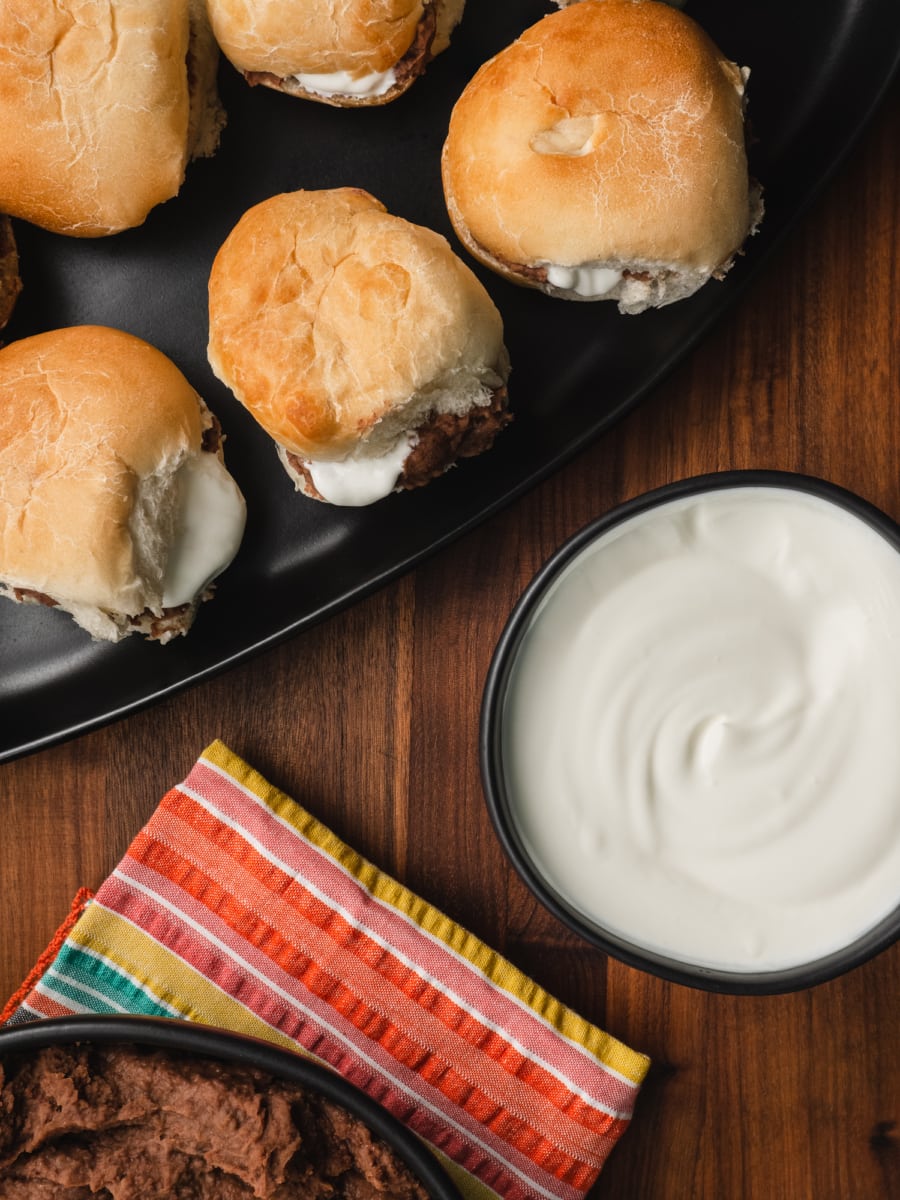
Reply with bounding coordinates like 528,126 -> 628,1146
547,265 -> 720,315
447,186 -> 765,316
278,385 -> 511,504
187,0 -> 227,158
0,583 -> 207,644
0,215 -> 21,330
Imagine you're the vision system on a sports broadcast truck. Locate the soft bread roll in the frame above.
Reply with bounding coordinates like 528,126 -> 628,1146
207,188 -> 510,505
0,326 -> 247,642
206,0 -> 466,106
0,216 -> 21,330
442,0 -> 762,314
0,0 -> 225,237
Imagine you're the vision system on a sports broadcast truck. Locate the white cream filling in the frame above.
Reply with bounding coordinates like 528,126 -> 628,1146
303,435 -> 415,507
289,66 -> 397,99
544,264 -> 624,298
162,453 -> 247,608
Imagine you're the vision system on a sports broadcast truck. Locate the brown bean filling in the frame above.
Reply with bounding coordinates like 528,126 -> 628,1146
286,384 -> 511,501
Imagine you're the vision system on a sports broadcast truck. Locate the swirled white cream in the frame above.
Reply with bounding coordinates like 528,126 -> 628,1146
285,435 -> 415,507
544,264 -> 623,298
502,486 -> 900,971
290,66 -> 397,100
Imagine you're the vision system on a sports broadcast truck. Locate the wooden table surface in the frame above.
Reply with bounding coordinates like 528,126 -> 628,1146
2,77 -> 899,1200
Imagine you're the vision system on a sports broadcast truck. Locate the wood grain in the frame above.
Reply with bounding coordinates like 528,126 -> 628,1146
1,76 -> 898,1200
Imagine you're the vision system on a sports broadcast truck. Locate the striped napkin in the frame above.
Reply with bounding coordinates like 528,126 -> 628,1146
3,741 -> 649,1200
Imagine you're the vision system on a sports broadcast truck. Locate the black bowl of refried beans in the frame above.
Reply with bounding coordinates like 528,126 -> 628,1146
0,1015 -> 463,1200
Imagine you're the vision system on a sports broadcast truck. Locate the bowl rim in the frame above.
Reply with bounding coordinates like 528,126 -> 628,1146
480,468 -> 900,995
0,1013 -> 463,1200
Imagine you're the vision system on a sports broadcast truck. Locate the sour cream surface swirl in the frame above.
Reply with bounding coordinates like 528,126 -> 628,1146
502,486 -> 900,972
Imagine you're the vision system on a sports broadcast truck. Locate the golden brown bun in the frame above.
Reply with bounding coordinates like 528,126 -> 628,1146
0,216 -> 21,330
207,0 -> 465,106
0,326 -> 246,642
0,1 -> 225,237
208,187 -> 509,470
442,0 -> 759,313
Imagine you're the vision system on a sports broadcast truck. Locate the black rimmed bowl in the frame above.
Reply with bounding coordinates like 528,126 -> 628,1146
480,470 -> 900,995
0,1014 -> 463,1199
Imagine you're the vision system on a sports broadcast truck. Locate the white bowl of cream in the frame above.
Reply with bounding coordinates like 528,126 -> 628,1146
481,472 -> 900,992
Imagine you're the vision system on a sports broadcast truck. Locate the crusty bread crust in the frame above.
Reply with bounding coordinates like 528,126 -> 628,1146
0,327 -> 203,627
442,0 -> 755,303
0,215 -> 21,330
187,0 -> 228,159
207,188 -> 508,463
208,0 -> 464,105
0,0 -> 223,237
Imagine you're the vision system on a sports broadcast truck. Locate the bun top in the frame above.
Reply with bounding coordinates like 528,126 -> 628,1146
0,0 -> 199,236
207,188 -> 507,461
0,326 -> 204,613
207,0 -> 428,78
442,0 -> 752,273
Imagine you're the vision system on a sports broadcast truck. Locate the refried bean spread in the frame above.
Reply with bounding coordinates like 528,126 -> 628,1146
0,1043 -> 430,1199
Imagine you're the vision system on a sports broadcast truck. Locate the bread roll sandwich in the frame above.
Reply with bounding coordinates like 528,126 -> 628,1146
0,216 -> 21,330
206,0 -> 465,106
0,0 -> 225,237
442,0 -> 762,314
207,188 -> 510,505
0,326 -> 247,643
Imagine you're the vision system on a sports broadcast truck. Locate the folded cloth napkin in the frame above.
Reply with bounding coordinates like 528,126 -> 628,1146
3,741 -> 649,1200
